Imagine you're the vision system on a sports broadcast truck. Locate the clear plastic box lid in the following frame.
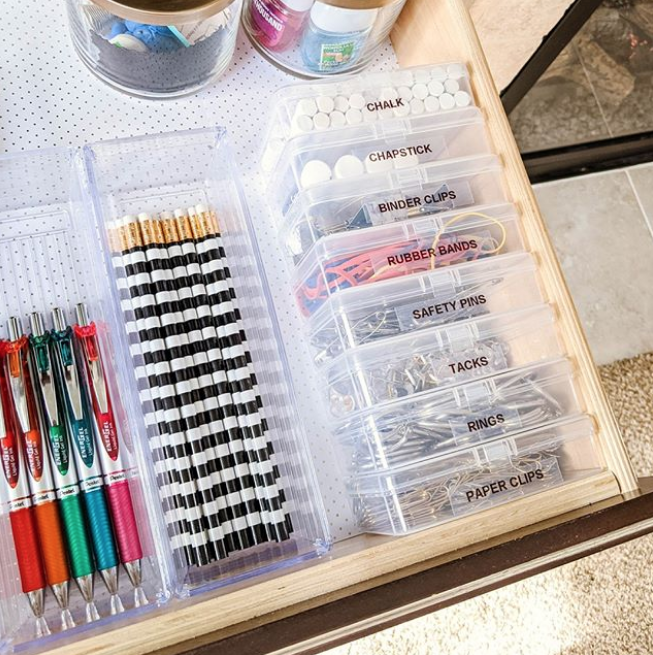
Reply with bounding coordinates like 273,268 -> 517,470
261,62 -> 474,174
307,252 -> 544,366
325,304 -> 563,417
271,106 -> 491,216
280,154 -> 508,265
292,203 -> 525,317
348,416 -> 602,535
334,358 -> 584,474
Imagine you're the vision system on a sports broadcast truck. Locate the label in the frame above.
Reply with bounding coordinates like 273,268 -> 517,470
366,98 -> 406,113
368,181 -> 474,227
367,143 -> 432,163
0,435 -> 19,489
98,416 -> 120,463
370,236 -> 482,275
80,476 -> 103,493
71,421 -> 95,470
450,407 -> 522,444
395,293 -> 487,332
23,429 -> 45,482
431,342 -> 508,387
450,457 -> 562,515
320,42 -> 356,70
47,426 -> 71,477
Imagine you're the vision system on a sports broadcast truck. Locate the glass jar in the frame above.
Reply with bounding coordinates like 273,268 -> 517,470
65,0 -> 243,98
242,0 -> 407,77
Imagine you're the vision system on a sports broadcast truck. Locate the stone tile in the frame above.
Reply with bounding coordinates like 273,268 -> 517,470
627,162 -> 653,238
534,170 -> 653,365
577,2 -> 653,137
509,44 -> 612,153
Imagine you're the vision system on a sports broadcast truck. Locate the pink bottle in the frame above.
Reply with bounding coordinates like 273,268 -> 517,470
249,0 -> 314,52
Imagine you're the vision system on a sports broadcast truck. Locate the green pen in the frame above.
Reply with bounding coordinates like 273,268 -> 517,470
51,307 -> 125,616
29,312 -> 113,619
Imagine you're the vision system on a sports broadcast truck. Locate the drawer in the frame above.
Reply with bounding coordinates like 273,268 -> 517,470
19,0 -> 639,653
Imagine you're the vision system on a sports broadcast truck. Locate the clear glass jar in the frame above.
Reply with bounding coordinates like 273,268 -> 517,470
242,0 -> 407,77
65,0 -> 243,98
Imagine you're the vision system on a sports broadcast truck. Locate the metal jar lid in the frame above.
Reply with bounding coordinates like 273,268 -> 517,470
90,0 -> 235,25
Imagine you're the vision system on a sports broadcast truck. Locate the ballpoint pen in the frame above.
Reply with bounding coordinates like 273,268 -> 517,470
4,317 -> 75,631
0,342 -> 49,637
73,303 -> 147,607
51,306 -> 122,623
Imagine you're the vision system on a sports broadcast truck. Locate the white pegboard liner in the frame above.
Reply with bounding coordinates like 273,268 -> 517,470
0,1 -> 399,541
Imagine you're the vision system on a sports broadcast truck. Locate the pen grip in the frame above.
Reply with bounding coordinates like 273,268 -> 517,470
33,501 -> 69,586
9,507 -> 46,594
58,493 -> 97,579
83,487 -> 118,572
107,480 -> 143,564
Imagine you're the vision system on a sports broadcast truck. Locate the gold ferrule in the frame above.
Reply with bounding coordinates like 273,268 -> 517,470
160,217 -> 179,245
175,213 -> 194,242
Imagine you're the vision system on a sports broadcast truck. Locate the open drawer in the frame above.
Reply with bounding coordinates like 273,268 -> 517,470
26,0 -> 643,654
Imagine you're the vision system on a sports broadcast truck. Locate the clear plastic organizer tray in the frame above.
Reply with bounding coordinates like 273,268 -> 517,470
307,252 -> 543,366
334,358 -> 584,475
292,203 -> 524,318
0,149 -> 166,651
325,304 -> 563,418
348,416 -> 603,535
261,62 -> 474,174
0,132 -> 330,652
82,128 -> 329,598
271,107 -> 491,215
280,154 -> 508,265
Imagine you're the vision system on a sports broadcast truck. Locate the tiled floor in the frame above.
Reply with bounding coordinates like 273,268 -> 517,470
510,0 -> 653,153
534,161 -> 653,365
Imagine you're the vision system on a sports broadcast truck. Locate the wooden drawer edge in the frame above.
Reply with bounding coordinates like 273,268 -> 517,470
391,0 -> 638,494
44,470 -> 619,655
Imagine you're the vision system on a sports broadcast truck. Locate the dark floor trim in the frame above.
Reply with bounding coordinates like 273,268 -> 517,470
501,0 -> 604,114
524,131 -> 653,183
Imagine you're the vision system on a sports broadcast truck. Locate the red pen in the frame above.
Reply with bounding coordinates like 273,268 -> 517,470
73,303 -> 146,606
0,340 -> 49,637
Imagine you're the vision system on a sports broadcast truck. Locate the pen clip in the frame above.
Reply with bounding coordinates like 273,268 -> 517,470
51,328 -> 84,422
28,314 -> 60,428
74,323 -> 109,415
5,336 -> 31,435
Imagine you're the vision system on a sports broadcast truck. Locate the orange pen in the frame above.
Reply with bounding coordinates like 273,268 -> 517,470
4,317 -> 74,630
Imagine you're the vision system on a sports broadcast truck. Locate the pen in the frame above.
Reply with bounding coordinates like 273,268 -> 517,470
73,303 -> 146,606
5,317 -> 74,631
0,342 -> 49,637
51,307 -> 118,623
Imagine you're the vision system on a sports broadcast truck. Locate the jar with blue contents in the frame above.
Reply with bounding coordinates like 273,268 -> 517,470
243,0 -> 407,77
65,0 -> 242,97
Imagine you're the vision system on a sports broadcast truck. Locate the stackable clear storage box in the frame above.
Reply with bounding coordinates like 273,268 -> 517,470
271,107 -> 492,215
261,62 -> 474,173
307,252 -> 545,366
333,358 -> 585,474
325,305 -> 564,418
280,154 -> 509,265
349,416 -> 604,535
0,130 -> 330,653
292,203 -> 525,317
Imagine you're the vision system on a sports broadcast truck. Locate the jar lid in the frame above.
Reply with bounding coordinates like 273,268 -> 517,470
91,0 -> 234,25
310,2 -> 378,32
